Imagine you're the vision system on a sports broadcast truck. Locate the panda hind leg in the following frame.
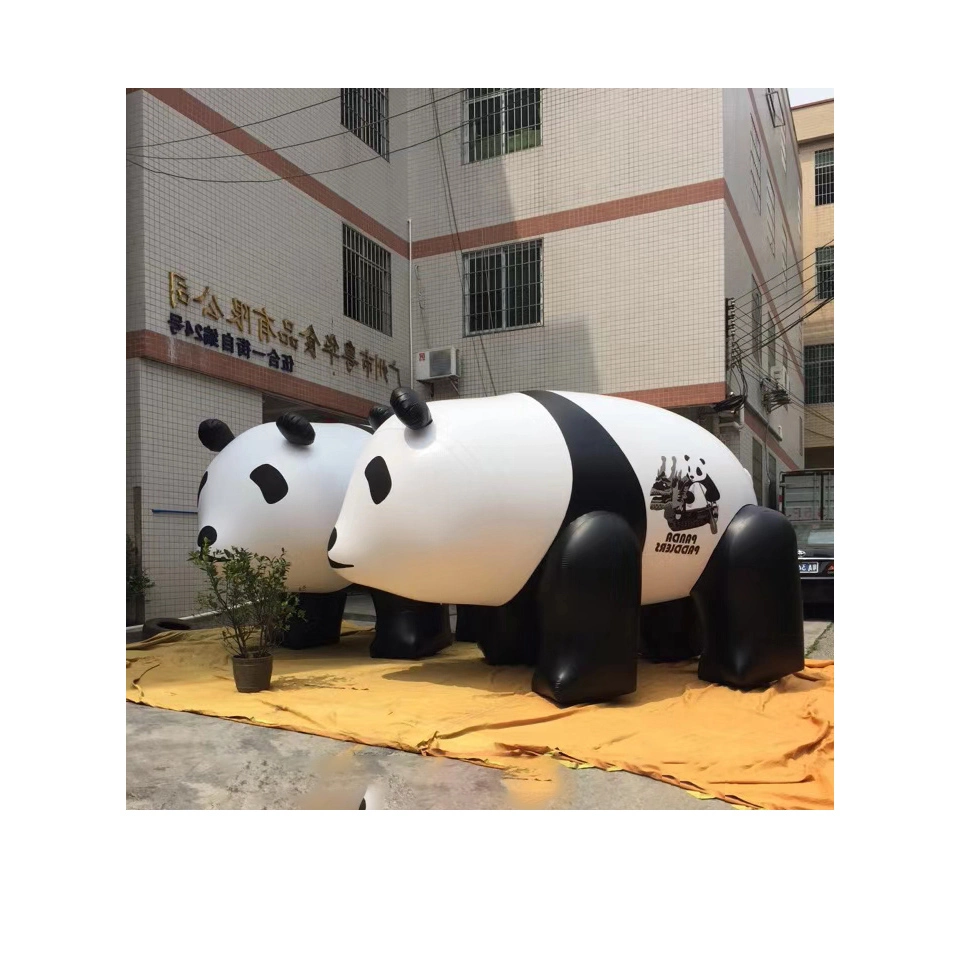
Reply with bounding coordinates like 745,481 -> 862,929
532,512 -> 641,706
282,591 -> 348,648
369,589 -> 454,660
692,504 -> 804,688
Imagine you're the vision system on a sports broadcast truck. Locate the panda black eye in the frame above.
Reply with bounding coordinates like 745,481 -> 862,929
365,456 -> 392,505
197,471 -> 208,501
250,464 -> 289,504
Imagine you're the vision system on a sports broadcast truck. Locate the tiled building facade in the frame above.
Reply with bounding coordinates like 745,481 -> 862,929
792,98 -> 834,468
126,87 -> 804,620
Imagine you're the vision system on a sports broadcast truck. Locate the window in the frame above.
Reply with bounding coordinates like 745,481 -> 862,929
340,89 -> 389,160
814,148 -> 834,205
767,172 -> 776,256
750,115 -> 762,213
751,277 -> 762,361
767,453 -> 778,510
464,89 -> 541,163
816,246 -> 834,300
768,315 -> 777,371
463,239 -> 543,334
343,225 -> 392,335
805,344 -> 834,405
752,439 -> 764,505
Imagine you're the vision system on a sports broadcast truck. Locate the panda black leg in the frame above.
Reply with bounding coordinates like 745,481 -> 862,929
282,591 -> 348,648
640,598 -> 704,663
454,604 -> 486,644
691,504 -> 804,688
369,589 -> 454,660
476,581 -> 540,667
532,512 -> 641,706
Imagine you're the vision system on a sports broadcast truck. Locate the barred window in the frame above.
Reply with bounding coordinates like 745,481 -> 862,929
751,276 -> 762,361
815,148 -> 833,205
816,246 -> 834,300
463,89 -> 541,163
806,344 -> 834,405
464,240 -> 542,334
750,114 -> 762,213
340,89 -> 389,160
343,225 -> 392,335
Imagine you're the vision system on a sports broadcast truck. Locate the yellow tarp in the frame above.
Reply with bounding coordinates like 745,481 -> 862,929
126,624 -> 833,810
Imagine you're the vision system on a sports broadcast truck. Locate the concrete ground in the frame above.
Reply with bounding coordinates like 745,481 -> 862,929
127,601 -> 832,810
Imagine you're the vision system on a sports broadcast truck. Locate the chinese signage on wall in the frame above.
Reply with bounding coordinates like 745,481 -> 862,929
166,271 -> 400,383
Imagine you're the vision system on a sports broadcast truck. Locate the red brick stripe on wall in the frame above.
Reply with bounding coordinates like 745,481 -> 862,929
611,382 -> 726,410
126,329 -> 377,418
744,408 -> 799,471
142,89 -> 411,258
413,180 -> 726,257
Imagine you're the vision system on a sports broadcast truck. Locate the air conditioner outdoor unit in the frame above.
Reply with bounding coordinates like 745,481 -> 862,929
770,365 -> 790,393
414,347 -> 460,382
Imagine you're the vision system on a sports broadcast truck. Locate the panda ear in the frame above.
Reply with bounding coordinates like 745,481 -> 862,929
368,405 -> 393,432
276,413 -> 316,446
198,419 -> 235,453
390,387 -> 432,430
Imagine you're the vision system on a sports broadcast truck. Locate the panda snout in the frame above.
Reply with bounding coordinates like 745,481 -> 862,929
198,525 -> 217,548
326,528 -> 354,569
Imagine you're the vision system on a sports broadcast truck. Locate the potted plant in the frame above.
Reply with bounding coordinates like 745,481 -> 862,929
127,535 -> 153,626
188,542 -> 304,693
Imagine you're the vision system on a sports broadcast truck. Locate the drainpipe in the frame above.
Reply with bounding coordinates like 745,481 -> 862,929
408,218 -> 413,387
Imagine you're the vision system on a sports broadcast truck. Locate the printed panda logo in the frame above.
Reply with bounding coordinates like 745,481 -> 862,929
650,454 -> 720,536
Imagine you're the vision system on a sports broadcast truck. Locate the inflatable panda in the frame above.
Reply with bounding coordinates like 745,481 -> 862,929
196,413 -> 371,647
329,388 -> 805,705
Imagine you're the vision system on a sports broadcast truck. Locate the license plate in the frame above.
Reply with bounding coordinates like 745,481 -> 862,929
799,562 -> 819,574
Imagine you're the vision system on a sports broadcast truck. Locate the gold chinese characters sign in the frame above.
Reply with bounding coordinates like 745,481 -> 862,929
167,271 -> 400,383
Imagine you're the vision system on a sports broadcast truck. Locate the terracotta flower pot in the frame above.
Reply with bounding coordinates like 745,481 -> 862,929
232,653 -> 274,693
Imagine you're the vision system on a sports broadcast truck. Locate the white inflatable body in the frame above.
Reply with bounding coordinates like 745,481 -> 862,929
197,417 -> 370,594
329,390 -> 758,606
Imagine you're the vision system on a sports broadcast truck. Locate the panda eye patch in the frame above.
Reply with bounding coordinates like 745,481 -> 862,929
250,464 -> 289,504
197,471 -> 208,500
365,456 -> 392,504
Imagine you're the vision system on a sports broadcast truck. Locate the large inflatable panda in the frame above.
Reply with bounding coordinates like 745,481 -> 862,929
329,388 -> 805,706
196,413 -> 371,647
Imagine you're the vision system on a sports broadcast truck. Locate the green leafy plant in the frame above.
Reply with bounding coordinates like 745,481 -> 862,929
127,535 -> 154,599
188,542 -> 304,658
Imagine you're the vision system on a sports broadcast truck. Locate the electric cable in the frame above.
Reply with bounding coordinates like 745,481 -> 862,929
126,91 -> 342,150
131,89 -> 465,161
126,116 -> 470,185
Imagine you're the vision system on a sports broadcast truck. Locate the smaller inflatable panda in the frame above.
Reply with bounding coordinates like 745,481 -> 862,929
196,413 -> 371,647
329,388 -> 805,706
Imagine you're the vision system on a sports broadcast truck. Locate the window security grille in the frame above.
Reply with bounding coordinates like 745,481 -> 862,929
815,246 -> 834,300
805,344 -> 834,405
814,148 -> 834,205
463,239 -> 542,334
751,277 -> 763,361
343,225 -> 392,335
340,89 -> 389,160
750,114 -> 762,213
463,89 -> 541,163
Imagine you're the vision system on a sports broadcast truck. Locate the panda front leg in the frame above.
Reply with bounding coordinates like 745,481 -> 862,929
282,591 -> 348,648
368,589 -> 454,660
691,504 -> 804,688
532,512 -> 641,706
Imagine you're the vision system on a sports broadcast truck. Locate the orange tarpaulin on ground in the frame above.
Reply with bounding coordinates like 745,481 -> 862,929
126,624 -> 833,810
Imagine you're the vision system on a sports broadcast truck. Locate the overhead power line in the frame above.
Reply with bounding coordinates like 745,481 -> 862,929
126,92 -> 343,151
126,117 -> 470,184
130,89 -> 465,161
